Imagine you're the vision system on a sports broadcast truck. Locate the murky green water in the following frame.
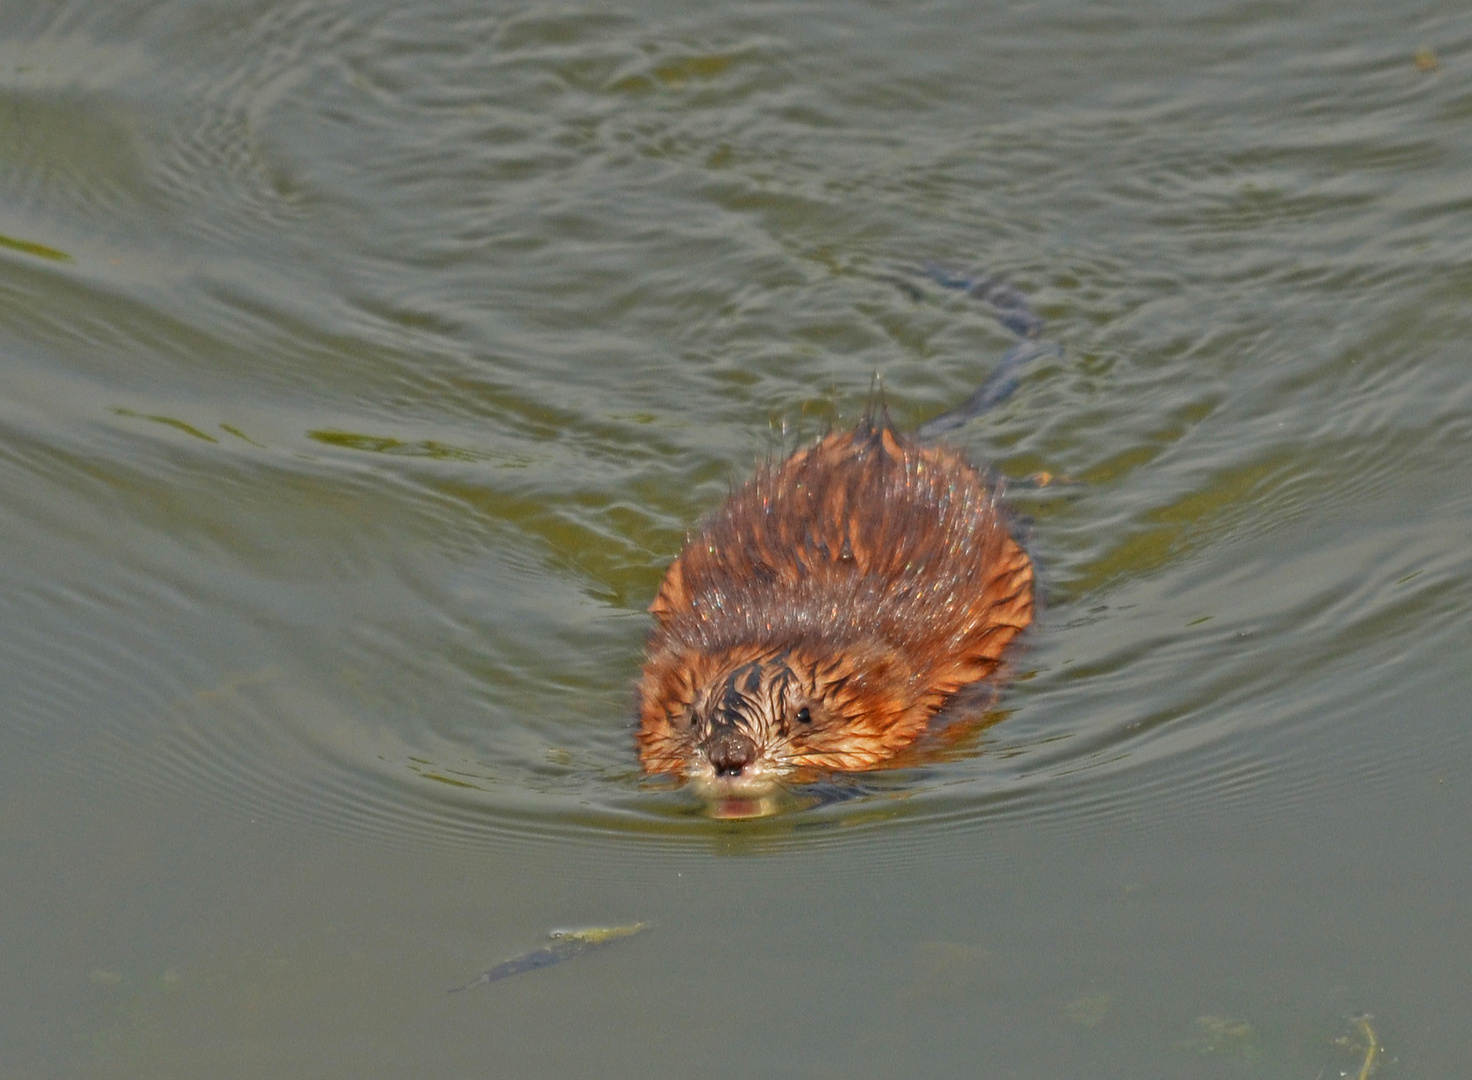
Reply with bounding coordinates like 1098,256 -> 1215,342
3,0 -> 1470,1075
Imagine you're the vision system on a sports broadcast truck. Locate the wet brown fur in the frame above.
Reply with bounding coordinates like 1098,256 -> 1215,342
637,415 -> 1034,785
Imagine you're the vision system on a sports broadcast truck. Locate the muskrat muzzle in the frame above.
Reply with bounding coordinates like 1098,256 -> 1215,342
699,722 -> 759,778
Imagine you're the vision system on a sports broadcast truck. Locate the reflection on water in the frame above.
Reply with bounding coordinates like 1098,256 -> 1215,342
2,0 -> 1471,1074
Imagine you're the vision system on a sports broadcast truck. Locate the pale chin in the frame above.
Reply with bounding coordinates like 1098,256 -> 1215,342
688,761 -> 789,818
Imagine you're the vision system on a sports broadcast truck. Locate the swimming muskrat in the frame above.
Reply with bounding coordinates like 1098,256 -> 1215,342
636,268 -> 1053,798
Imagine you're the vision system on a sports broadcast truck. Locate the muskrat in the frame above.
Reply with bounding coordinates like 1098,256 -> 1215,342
636,269 -> 1051,798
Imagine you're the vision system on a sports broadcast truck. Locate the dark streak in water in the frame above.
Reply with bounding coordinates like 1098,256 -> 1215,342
448,923 -> 649,992
113,408 -> 220,443
0,232 -> 72,261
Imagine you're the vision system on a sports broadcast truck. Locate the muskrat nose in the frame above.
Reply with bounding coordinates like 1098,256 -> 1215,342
702,728 -> 758,777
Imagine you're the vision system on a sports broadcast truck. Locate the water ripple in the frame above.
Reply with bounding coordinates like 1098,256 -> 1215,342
4,0 -> 1471,856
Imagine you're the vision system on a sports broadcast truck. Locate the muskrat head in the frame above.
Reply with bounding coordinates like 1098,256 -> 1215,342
636,645 -> 930,799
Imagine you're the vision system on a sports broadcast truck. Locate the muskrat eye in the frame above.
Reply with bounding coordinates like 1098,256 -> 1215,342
794,706 -> 812,724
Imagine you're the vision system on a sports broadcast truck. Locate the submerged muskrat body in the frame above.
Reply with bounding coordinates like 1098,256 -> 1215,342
636,414 -> 1035,795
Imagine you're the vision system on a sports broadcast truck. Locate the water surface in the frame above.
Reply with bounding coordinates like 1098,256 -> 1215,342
2,0 -> 1470,1075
